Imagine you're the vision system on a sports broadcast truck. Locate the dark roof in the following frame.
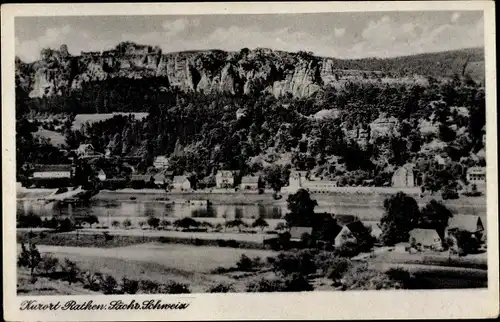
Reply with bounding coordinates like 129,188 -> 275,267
33,164 -> 72,172
289,227 -> 313,240
448,214 -> 483,232
345,221 -> 369,234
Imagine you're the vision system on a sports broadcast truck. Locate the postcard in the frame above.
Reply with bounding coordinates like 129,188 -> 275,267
2,1 -> 498,320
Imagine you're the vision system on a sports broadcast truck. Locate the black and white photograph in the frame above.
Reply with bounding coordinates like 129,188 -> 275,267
2,1 -> 498,321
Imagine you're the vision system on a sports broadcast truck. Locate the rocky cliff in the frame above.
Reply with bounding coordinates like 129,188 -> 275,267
15,42 -> 484,99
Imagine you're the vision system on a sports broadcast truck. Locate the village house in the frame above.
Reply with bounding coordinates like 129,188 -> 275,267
285,170 -> 338,194
369,113 -> 399,141
216,170 -> 235,189
466,167 -> 486,191
392,163 -> 415,188
96,169 -> 107,181
446,214 -> 485,241
153,156 -> 169,169
130,174 -> 153,184
334,221 -> 369,248
30,164 -> 73,187
289,226 -> 313,243
172,176 -> 191,190
74,144 -> 103,159
154,170 -> 174,188
240,175 -> 260,190
409,228 -> 443,251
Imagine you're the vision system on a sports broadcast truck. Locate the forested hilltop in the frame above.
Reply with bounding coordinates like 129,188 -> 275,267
16,43 -> 486,193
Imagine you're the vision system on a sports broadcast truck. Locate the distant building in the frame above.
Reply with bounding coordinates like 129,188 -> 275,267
153,156 -> 169,169
216,170 -> 235,189
172,176 -> 191,190
447,214 -> 485,241
286,170 -> 338,194
466,167 -> 486,189
392,164 -> 415,188
334,221 -> 369,248
75,144 -> 103,159
30,164 -> 73,187
240,175 -> 260,190
409,228 -> 443,251
289,227 -> 313,242
369,113 -> 399,141
154,170 -> 174,187
130,174 -> 152,183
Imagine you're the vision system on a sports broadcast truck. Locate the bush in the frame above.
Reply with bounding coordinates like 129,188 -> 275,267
111,220 -> 120,228
39,254 -> 59,275
334,241 -> 362,258
208,283 -> 235,293
163,281 -> 191,294
100,275 -> 118,294
442,186 -> 459,200
282,273 -> 314,292
140,279 -> 161,294
326,257 -> 352,281
147,216 -> 160,230
245,275 -> 313,292
122,218 -> 132,229
58,218 -> 74,232
271,250 -> 317,277
122,277 -> 139,294
235,254 -> 262,272
245,278 -> 285,292
82,271 -> 102,291
61,259 -> 80,285
341,263 -> 402,290
160,220 -> 171,228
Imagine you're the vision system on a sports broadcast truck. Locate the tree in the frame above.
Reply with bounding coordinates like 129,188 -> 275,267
380,192 -> 420,246
147,216 -> 160,230
252,216 -> 269,231
264,165 -> 290,193
111,220 -> 120,228
285,189 -> 318,227
17,243 -> 42,277
39,254 -> 59,275
419,200 -> 453,239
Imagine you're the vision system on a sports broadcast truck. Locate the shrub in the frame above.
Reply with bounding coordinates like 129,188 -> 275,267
326,257 -> 352,281
226,239 -> 240,248
122,218 -> 132,229
160,219 -> 171,228
61,259 -> 80,285
121,277 -> 139,294
385,268 -> 418,289
140,279 -> 161,294
58,218 -> 74,232
442,186 -> 459,200
341,263 -> 402,290
103,231 -> 114,241
100,275 -> 118,294
271,250 -> 317,277
282,273 -> 314,292
39,254 -> 59,275
163,281 -> 191,294
111,220 -> 120,228
82,271 -> 102,291
246,278 -> 284,292
208,283 -> 235,293
147,216 -> 160,230
334,241 -> 362,258
236,254 -> 255,271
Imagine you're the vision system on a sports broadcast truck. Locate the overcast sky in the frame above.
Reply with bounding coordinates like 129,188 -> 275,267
15,11 -> 484,62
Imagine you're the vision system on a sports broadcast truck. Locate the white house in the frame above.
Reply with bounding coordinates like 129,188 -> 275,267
216,170 -> 235,189
172,176 -> 191,190
466,167 -> 486,189
75,144 -> 103,159
285,170 -> 338,194
240,175 -> 260,190
409,228 -> 443,251
32,164 -> 72,179
153,156 -> 169,169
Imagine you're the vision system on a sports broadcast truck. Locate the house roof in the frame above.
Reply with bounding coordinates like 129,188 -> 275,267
467,166 -> 486,174
216,170 -> 234,177
345,221 -> 369,234
173,175 -> 189,183
448,214 -> 483,232
153,170 -> 174,181
289,227 -> 313,240
130,174 -> 152,181
33,164 -> 72,172
409,229 -> 441,244
241,175 -> 259,183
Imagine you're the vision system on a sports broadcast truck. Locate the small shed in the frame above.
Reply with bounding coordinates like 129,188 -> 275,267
409,228 -> 443,251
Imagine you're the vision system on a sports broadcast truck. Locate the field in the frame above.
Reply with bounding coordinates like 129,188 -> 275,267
17,243 -> 278,294
72,113 -> 149,130
33,128 -> 67,147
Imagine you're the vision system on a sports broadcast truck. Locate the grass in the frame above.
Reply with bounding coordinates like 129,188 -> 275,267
372,251 -> 487,270
17,267 -> 96,296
